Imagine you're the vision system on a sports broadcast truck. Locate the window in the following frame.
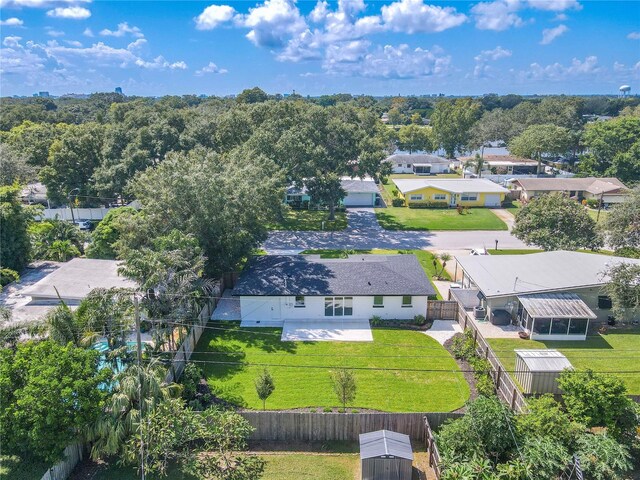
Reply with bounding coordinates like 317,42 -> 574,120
598,296 -> 612,309
433,194 -> 446,200
460,193 -> 478,201
532,317 -> 552,335
568,318 -> 588,335
402,296 -> 412,307
294,296 -> 305,308
409,194 -> 423,201
324,297 -> 353,317
550,318 -> 570,335
373,296 -> 384,308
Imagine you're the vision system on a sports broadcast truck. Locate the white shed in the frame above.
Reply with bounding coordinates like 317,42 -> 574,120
514,349 -> 573,395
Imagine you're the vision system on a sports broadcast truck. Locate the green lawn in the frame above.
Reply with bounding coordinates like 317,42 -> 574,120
193,323 -> 469,412
375,207 -> 508,231
268,210 -> 347,231
504,200 -> 522,216
261,453 -> 359,480
300,249 -> 450,298
390,173 -> 461,179
0,455 -> 49,480
487,333 -> 640,394
586,208 -> 608,224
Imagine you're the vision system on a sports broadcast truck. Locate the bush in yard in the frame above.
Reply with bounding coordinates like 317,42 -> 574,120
180,362 -> 205,407
391,198 -> 404,207
254,368 -> 275,410
586,198 -> 599,209
575,432 -> 633,480
408,201 -> 449,209
413,314 -> 426,326
331,368 -> 356,410
0,268 -> 19,287
516,394 -> 584,449
451,330 -> 476,360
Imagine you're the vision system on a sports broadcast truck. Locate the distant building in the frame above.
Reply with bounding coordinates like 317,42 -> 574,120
380,113 -> 389,124
511,177 -> 629,205
115,87 -> 123,94
385,153 -> 452,175
38,91 -> 50,97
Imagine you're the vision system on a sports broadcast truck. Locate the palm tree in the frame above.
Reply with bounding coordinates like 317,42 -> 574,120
463,154 -> 487,179
45,302 -> 84,347
438,253 -> 452,279
48,240 -> 81,262
87,359 -> 179,459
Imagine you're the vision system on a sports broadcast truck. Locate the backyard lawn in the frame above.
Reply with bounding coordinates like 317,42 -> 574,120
300,249 -> 450,298
487,332 -> 640,394
0,455 -> 49,480
268,209 -> 347,231
192,323 -> 469,412
375,207 -> 508,231
586,208 -> 608,223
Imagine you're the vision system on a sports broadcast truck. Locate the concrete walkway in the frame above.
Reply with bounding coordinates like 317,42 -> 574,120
281,319 -> 373,342
424,320 -> 463,345
491,208 -> 516,231
265,208 -> 527,253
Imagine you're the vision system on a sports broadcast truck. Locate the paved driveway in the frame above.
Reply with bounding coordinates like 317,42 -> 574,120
281,319 -> 373,342
265,208 -> 527,253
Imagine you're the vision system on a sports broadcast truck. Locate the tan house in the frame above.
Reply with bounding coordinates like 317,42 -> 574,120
511,177 -> 628,205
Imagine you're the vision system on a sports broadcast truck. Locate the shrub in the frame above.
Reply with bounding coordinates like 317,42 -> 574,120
451,330 -> 476,360
381,177 -> 389,185
614,247 -> 640,259
456,204 -> 463,214
475,374 -> 495,397
391,189 -> 399,197
586,198 -> 599,209
408,201 -> 449,209
391,198 -> 405,207
370,315 -> 383,326
0,268 -> 19,287
351,409 -> 359,413
413,314 -> 427,326
323,407 -> 333,413
180,363 -> 204,404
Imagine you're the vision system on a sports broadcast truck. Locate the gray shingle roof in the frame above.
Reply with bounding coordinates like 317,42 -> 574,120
232,255 -> 435,297
340,177 -> 379,194
360,430 -> 413,460
517,292 -> 597,319
386,153 -> 450,165
513,177 -> 627,194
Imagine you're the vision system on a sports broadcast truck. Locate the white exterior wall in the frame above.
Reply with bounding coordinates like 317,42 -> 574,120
240,295 -> 428,323
392,164 -> 413,174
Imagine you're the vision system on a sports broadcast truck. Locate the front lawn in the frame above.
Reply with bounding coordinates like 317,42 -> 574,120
300,249 -> 450,298
586,208 -> 608,224
487,332 -> 640,394
193,323 -> 469,412
268,210 -> 347,231
375,207 -> 508,231
504,200 -> 522,216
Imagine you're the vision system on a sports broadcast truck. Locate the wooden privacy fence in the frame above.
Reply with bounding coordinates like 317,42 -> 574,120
454,303 -> 528,413
238,411 -> 461,442
424,416 -> 443,479
39,444 -> 83,480
426,300 -> 458,320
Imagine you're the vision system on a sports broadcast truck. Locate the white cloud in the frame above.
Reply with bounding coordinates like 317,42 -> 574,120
1,0 -> 90,7
46,6 -> 91,19
126,38 -> 147,51
100,22 -> 144,38
64,39 -> 82,47
471,0 -> 523,31
45,27 -> 65,37
195,61 -> 228,75
82,27 -> 93,37
628,32 -> 640,40
3,35 -> 22,47
241,0 -> 307,48
540,24 -> 568,44
194,4 -> 236,30
553,13 -> 568,21
0,17 -> 24,26
380,0 -> 467,34
309,0 -> 329,22
325,43 -> 451,79
473,45 -> 512,77
135,56 -> 187,70
519,55 -> 600,81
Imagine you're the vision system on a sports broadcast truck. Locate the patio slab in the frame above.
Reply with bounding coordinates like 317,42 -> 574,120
281,319 -> 373,342
211,290 -> 240,321
424,320 -> 463,345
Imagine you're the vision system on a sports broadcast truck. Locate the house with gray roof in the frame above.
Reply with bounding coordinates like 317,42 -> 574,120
232,254 -> 435,326
454,251 -> 640,340
385,153 -> 452,175
285,176 -> 380,208
511,177 -> 628,205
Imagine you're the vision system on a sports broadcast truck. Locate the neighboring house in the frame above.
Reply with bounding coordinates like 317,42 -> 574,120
284,176 -> 380,208
459,155 -> 539,176
380,112 -> 389,124
385,154 -> 452,175
231,254 -> 435,326
453,251 -> 640,341
393,178 -> 509,207
20,182 -> 49,206
511,177 -> 628,205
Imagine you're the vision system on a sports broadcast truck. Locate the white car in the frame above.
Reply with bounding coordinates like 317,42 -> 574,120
470,248 -> 489,256
74,220 -> 92,231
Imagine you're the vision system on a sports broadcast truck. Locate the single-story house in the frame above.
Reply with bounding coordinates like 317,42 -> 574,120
22,258 -> 137,305
285,176 -> 380,208
511,177 -> 628,205
459,155 -> 539,176
393,178 -> 509,207
385,154 -> 452,175
454,251 -> 640,340
231,254 -> 435,326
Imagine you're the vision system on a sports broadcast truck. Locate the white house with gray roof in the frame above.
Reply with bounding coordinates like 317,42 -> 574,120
231,254 -> 435,326
385,153 -> 452,175
285,176 -> 380,208
454,251 -> 640,340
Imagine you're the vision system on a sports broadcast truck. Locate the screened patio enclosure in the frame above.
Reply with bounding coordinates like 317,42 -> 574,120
517,292 -> 597,340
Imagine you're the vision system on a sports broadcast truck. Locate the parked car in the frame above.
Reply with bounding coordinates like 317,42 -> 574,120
470,248 -> 489,256
74,220 -> 92,231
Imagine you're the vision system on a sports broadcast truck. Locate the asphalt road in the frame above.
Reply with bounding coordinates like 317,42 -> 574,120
264,208 -> 527,253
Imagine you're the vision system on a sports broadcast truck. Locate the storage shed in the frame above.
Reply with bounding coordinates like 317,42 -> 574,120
514,349 -> 573,395
359,430 -> 413,480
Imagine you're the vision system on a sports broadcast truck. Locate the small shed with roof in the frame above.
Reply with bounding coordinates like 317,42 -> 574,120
359,430 -> 413,480
514,349 -> 573,395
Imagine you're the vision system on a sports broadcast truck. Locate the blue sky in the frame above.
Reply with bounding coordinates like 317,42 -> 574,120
1,0 -> 638,97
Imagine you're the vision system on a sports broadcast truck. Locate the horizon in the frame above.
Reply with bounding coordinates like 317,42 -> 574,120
1,0 -> 638,97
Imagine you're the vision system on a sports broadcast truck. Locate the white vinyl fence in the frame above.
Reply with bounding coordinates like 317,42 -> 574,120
36,207 -> 114,221
39,444 -> 83,480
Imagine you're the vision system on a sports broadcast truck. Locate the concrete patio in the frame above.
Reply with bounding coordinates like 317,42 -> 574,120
211,290 -> 240,321
281,319 -> 373,342
424,320 -> 463,345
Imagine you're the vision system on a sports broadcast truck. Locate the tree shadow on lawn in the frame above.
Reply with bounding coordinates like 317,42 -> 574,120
540,334 -> 615,350
375,210 -> 419,231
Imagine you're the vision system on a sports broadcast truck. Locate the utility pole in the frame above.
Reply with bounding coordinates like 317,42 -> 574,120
596,191 -> 604,223
134,295 -> 145,480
